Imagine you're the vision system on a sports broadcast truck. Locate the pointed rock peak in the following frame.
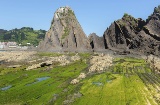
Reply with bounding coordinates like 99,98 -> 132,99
147,5 -> 160,22
38,6 -> 91,52
88,33 -> 105,51
154,5 -> 160,14
114,13 -> 139,29
56,6 -> 73,13
54,6 -> 75,20
88,33 -> 97,37
121,13 -> 137,22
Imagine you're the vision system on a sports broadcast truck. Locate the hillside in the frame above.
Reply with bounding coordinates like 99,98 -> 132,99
0,27 -> 46,46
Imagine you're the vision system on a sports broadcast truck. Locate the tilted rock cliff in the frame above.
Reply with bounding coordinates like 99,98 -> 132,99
103,5 -> 160,55
104,14 -> 146,52
146,6 -> 160,37
38,6 -> 91,52
38,5 -> 160,55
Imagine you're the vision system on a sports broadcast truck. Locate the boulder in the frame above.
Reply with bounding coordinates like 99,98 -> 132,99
70,79 -> 79,84
89,53 -> 113,73
77,73 -> 86,79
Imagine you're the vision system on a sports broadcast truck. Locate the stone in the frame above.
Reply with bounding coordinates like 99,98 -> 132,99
103,6 -> 160,56
8,65 -> 21,68
88,33 -> 106,51
77,73 -> 86,79
71,54 -> 80,61
38,6 -> 91,52
89,54 -> 113,73
70,79 -> 79,84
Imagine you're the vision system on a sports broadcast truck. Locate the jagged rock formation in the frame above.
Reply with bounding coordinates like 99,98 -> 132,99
38,5 -> 160,55
104,14 -> 146,53
88,33 -> 106,51
103,5 -> 160,55
138,6 -> 160,55
146,6 -> 160,37
38,6 -> 91,52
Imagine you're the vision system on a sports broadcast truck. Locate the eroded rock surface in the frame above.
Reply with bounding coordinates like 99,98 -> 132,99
103,6 -> 160,56
146,55 -> 160,74
38,6 -> 91,52
26,54 -> 81,70
88,33 -> 106,51
89,53 -> 113,73
0,51 -> 36,62
70,72 -> 86,84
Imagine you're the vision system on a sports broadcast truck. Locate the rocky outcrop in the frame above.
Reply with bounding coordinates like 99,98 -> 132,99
138,6 -> 160,55
146,6 -> 160,38
26,61 -> 53,70
0,51 -> 36,62
38,6 -> 91,52
89,53 -> 113,73
104,14 -> 146,53
70,79 -> 79,84
26,54 -> 81,70
88,33 -> 106,51
146,55 -> 160,74
70,73 -> 86,84
103,5 -> 160,56
38,5 -> 160,55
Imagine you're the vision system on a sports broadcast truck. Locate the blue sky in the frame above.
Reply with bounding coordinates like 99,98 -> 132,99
0,0 -> 160,36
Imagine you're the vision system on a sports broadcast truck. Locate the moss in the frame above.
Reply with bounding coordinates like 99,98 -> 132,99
0,60 -> 87,105
117,20 -> 126,27
61,27 -> 70,39
121,13 -> 138,28
154,6 -> 160,13
123,13 -> 129,17
68,9 -> 75,16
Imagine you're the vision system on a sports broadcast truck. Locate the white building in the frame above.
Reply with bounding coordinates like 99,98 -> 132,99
0,42 -> 17,49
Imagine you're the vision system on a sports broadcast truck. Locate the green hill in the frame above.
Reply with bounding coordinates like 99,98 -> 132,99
0,27 -> 46,46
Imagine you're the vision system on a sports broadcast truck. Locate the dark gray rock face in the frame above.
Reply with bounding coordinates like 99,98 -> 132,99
104,14 -> 145,52
38,6 -> 91,52
103,6 -> 160,56
139,6 -> 160,55
145,6 -> 160,40
39,5 -> 160,55
88,33 -> 106,51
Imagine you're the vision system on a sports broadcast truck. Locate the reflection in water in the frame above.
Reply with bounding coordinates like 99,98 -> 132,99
26,77 -> 50,86
1,85 -> 12,91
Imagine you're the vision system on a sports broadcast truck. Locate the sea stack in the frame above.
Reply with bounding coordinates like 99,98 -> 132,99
38,6 -> 91,52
